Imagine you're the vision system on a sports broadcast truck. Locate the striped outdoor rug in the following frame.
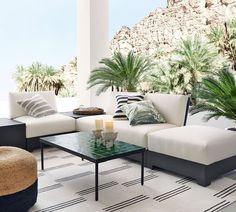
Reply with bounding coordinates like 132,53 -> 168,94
30,148 -> 236,212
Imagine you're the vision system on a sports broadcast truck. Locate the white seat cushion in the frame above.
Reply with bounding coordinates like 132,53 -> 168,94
14,114 -> 76,138
76,115 -> 176,148
148,125 -> 236,165
76,115 -> 113,132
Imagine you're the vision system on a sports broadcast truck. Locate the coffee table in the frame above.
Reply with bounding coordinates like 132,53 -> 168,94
40,132 -> 145,201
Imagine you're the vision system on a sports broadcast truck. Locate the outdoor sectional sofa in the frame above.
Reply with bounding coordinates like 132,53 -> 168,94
8,91 -> 236,186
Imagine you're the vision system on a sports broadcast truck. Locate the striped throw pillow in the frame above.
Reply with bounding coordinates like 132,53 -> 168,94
113,95 -> 128,120
113,94 -> 144,120
17,94 -> 56,118
128,95 -> 144,104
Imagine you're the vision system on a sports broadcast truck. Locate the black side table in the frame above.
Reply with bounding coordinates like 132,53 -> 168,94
0,118 -> 26,149
60,112 -> 86,119
60,111 -> 105,119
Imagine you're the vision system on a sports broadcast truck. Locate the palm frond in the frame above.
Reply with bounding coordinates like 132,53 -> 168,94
87,51 -> 154,95
174,35 -> 217,87
190,67 -> 236,122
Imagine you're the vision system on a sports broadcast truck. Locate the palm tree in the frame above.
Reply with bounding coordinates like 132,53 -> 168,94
87,51 -> 154,95
150,60 -> 191,94
190,66 -> 236,123
13,65 -> 28,91
208,21 -> 236,71
13,62 -> 64,94
26,62 -> 44,91
41,66 -> 64,95
174,36 -> 217,88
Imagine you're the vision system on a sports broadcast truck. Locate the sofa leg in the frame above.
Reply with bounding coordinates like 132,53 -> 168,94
151,165 -> 164,171
196,178 -> 211,187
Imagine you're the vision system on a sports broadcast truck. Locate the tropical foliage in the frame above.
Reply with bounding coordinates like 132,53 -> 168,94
208,21 -> 236,71
87,51 -> 154,95
149,36 -> 217,100
190,66 -> 236,122
174,36 -> 217,87
149,60 -> 191,94
13,62 -> 64,95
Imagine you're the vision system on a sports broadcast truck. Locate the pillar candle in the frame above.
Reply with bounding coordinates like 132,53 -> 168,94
105,121 -> 114,132
95,119 -> 103,130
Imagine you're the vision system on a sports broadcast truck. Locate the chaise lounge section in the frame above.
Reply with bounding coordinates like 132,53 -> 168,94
148,125 -> 236,186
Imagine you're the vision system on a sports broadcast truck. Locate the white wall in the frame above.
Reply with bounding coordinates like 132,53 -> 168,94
77,0 -> 109,108
0,100 -> 9,118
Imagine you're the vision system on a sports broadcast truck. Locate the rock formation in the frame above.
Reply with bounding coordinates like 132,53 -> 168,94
110,0 -> 236,55
59,57 -> 78,97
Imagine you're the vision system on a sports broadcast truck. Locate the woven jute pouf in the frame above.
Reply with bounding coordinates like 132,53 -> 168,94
0,147 -> 38,212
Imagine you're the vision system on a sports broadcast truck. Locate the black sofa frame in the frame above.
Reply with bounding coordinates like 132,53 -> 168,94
127,151 -> 236,186
26,131 -> 76,151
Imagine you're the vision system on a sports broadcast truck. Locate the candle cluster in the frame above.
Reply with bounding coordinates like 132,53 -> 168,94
95,119 -> 114,132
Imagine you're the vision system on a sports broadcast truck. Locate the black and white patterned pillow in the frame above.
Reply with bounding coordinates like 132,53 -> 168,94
17,94 -> 56,118
113,94 -> 144,120
128,95 -> 144,104
113,95 -> 128,120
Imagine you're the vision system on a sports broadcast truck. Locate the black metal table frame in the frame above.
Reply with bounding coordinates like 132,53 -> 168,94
40,140 -> 145,201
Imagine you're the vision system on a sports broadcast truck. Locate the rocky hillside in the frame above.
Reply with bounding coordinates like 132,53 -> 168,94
59,57 -> 78,97
110,0 -> 236,55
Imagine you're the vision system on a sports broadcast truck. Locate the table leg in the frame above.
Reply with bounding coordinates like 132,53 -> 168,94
95,162 -> 99,201
141,151 -> 144,185
41,142 -> 44,170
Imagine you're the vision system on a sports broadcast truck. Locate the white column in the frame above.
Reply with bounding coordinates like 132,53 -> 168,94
77,0 -> 109,107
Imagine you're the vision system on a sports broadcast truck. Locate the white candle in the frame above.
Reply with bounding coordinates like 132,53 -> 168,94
105,121 -> 114,132
95,119 -> 103,130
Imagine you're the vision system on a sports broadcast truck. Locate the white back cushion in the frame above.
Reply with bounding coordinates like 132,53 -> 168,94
145,93 -> 189,126
9,91 -> 57,118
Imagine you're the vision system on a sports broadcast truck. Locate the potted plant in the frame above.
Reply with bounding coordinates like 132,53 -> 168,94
87,51 -> 154,95
190,66 -> 236,131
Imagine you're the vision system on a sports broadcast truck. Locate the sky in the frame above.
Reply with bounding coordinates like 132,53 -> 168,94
0,0 -> 77,100
0,0 -> 167,101
109,0 -> 166,38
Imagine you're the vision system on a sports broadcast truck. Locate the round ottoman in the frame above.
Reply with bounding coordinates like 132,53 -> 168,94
0,147 -> 38,212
